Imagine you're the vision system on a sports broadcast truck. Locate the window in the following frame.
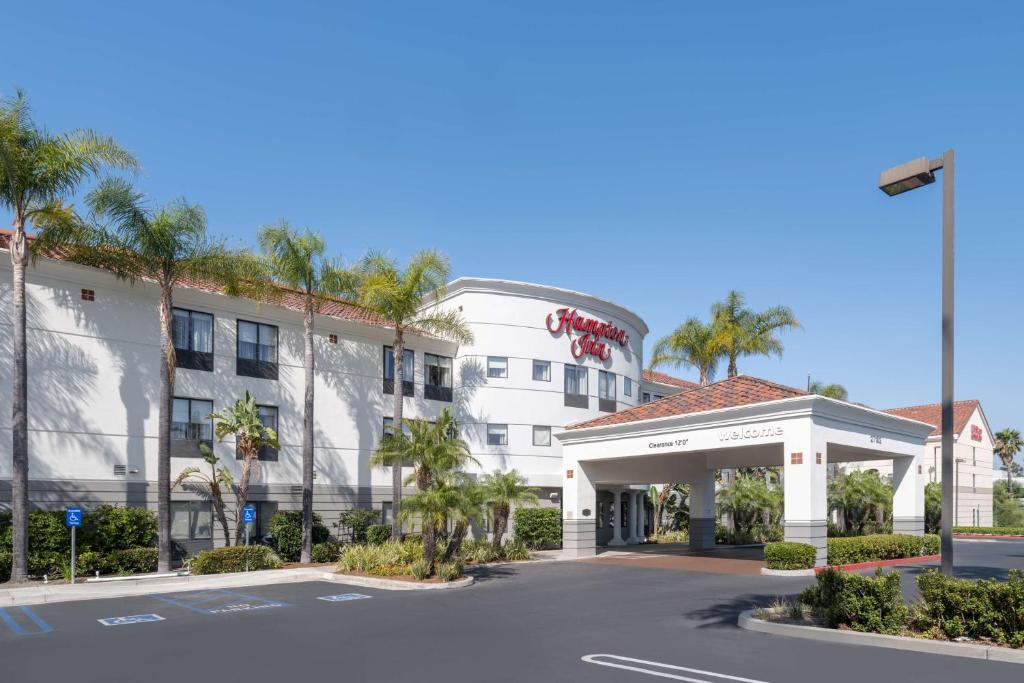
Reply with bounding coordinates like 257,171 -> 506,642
624,376 -> 633,397
237,405 -> 278,461
533,425 -> 551,447
80,288 -> 95,302
424,353 -> 453,402
237,320 -> 279,379
564,366 -> 588,408
532,360 -> 551,382
170,501 -> 212,540
172,308 -> 214,372
171,398 -> 213,457
487,356 -> 508,378
598,371 -> 616,412
252,501 -> 277,541
382,416 -> 412,438
642,392 -> 651,404
487,424 -> 508,446
972,446 -> 976,466
328,334 -> 338,344
384,346 -> 415,397
972,473 -> 977,493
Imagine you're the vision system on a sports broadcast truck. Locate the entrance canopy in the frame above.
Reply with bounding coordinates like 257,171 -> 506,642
555,376 -> 935,565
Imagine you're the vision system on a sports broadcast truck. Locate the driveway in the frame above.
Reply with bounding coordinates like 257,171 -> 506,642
583,542 -> 766,575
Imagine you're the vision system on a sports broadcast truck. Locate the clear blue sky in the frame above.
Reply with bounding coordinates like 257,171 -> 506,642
4,2 -> 1022,436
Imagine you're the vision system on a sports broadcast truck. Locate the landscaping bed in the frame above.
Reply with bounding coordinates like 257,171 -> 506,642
763,534 -> 939,571
335,537 -> 531,583
953,526 -> 1024,538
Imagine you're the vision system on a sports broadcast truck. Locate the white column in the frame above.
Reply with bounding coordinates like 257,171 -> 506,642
893,454 -> 924,535
609,489 -> 626,546
688,470 -> 716,549
562,459 -> 598,558
783,423 -> 828,566
627,490 -> 639,544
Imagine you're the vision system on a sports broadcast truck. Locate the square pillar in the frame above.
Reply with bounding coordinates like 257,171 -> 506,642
784,428 -> 828,566
608,489 -> 626,546
562,461 -> 597,558
635,492 -> 646,543
688,470 -> 716,550
626,490 -> 640,544
892,454 -> 925,535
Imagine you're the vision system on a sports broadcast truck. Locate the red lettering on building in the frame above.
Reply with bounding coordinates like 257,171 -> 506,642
971,425 -> 982,442
546,307 -> 629,361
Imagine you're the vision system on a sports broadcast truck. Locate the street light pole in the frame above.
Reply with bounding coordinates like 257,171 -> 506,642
879,149 -> 955,576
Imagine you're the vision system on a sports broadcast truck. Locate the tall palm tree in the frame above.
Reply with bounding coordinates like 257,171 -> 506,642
350,250 -> 474,539
711,290 -> 799,378
172,444 -> 233,547
34,177 -> 260,571
480,469 -> 539,552
441,474 -> 486,562
371,409 -> 478,572
208,391 -> 279,544
809,380 -> 849,401
648,317 -> 721,386
994,428 -> 1023,493
258,222 -> 349,563
0,92 -> 138,582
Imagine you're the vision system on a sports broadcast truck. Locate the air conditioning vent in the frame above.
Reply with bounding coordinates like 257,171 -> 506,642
113,464 -> 127,476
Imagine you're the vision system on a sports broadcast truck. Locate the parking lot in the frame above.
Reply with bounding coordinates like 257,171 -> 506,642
2,539 -> 1022,683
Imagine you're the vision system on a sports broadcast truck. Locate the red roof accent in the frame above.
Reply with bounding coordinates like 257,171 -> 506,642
568,375 -> 807,429
883,400 -> 980,438
0,229 -> 393,329
641,369 -> 700,390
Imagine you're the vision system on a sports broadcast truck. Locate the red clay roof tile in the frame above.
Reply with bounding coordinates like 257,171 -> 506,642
641,369 -> 700,390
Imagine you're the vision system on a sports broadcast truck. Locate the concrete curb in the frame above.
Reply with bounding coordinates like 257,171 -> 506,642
954,534 -> 1024,541
323,572 -> 474,591
815,554 -> 940,574
760,567 -> 815,577
738,609 -> 1024,664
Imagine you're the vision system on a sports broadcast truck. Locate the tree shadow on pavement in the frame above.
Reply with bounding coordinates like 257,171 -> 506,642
464,563 -> 520,584
684,593 -> 788,629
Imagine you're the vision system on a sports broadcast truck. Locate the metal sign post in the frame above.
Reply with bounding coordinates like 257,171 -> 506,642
66,507 -> 82,585
242,505 -> 256,572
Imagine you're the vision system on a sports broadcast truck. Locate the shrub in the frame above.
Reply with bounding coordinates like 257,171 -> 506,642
336,539 -> 424,576
110,548 -> 159,575
75,551 -> 113,576
916,569 -> 1024,647
268,511 -> 329,561
410,559 -> 431,580
501,539 -> 531,561
649,530 -> 689,544
764,542 -> 816,570
435,561 -> 463,582
337,509 -> 381,544
799,568 -> 908,635
716,524 -> 783,545
0,550 -> 10,583
366,524 -> 391,546
513,508 -> 561,549
191,545 -> 284,574
826,534 -> 938,565
311,542 -> 340,564
953,526 -> 1024,537
81,505 -> 157,554
460,538 -> 500,564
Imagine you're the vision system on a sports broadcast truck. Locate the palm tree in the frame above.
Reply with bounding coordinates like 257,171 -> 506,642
711,290 -> 799,378
809,381 -> 848,401
480,469 -> 539,552
649,318 -> 721,386
441,474 -> 486,562
994,428 -> 1023,493
0,91 -> 138,582
35,177 -> 261,571
258,222 -> 349,563
208,391 -> 280,544
371,409 -> 478,572
350,250 -> 474,539
172,444 -> 233,547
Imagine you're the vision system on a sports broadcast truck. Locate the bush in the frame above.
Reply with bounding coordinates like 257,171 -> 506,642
337,509 -> 381,544
81,505 -> 157,554
110,548 -> 159,575
0,550 -> 10,583
366,524 -> 391,546
716,524 -> 783,545
916,569 -> 1024,647
827,534 -> 939,565
501,539 -> 531,561
953,526 -> 1024,537
513,507 -> 561,549
268,511 -> 329,561
191,545 -> 284,574
649,530 -> 689,544
459,538 -> 500,564
311,542 -> 340,564
799,568 -> 908,635
337,539 -> 423,576
410,559 -> 431,580
435,561 -> 463,582
764,542 -> 816,570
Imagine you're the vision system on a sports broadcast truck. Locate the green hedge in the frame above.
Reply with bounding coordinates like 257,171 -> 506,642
366,524 -> 391,546
268,511 -> 329,561
953,526 -> 1024,537
799,568 -> 908,634
513,508 -> 561,549
337,509 -> 381,544
191,545 -> 284,574
764,542 -> 817,570
826,534 -> 939,565
0,550 -> 10,583
311,542 -> 340,563
916,569 -> 1024,647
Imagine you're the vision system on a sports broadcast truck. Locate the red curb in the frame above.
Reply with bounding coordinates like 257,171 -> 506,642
814,554 -> 940,574
954,534 -> 1024,540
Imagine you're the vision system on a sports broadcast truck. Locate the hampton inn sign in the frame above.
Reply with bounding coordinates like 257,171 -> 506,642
546,307 -> 630,361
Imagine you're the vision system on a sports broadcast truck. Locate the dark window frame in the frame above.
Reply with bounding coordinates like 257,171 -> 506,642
236,319 -> 279,380
424,352 -> 453,402
172,307 -> 215,372
487,424 -> 508,446
383,346 -> 415,398
171,396 -> 214,458
170,500 -> 213,541
598,370 -> 616,413
564,366 -> 589,409
533,425 -> 552,447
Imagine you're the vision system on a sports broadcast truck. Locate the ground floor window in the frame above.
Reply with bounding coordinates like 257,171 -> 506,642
170,501 -> 213,540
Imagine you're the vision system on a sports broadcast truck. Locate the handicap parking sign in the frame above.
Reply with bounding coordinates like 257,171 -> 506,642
98,614 -> 165,627
65,507 -> 82,527
242,505 -> 256,524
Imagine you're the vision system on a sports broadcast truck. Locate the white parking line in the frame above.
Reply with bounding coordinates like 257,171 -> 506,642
581,654 -> 771,683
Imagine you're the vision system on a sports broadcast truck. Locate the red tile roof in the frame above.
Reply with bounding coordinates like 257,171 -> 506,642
1,229 -> 393,329
642,369 -> 701,390
568,375 -> 807,429
883,400 -> 980,438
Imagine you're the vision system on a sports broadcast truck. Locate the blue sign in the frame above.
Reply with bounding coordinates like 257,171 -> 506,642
65,507 -> 82,527
242,505 -> 256,524
98,614 -> 165,627
317,593 -> 372,602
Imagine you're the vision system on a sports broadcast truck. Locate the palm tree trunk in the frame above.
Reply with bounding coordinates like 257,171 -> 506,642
492,504 -> 509,552
699,368 -> 709,386
423,522 -> 436,576
157,285 -> 175,572
301,303 -> 315,564
390,329 -> 405,540
445,520 -> 468,562
211,484 -> 231,547
234,445 -> 257,545
728,353 -> 738,378
9,220 -> 29,582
